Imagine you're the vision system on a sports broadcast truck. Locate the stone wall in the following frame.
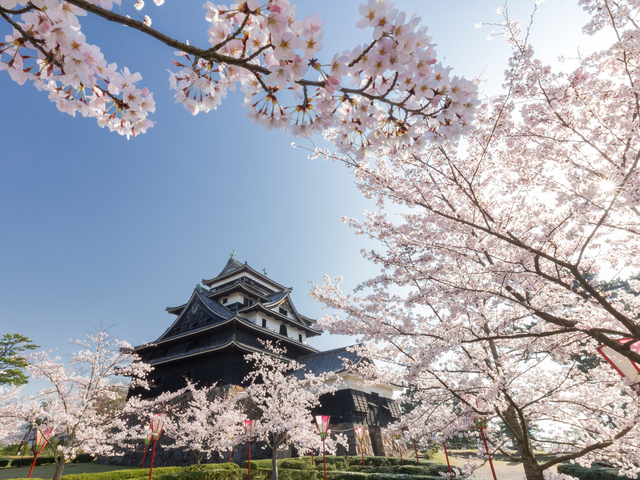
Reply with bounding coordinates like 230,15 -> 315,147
100,438 -> 290,467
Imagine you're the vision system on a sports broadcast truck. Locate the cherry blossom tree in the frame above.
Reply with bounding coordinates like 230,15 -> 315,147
23,331 -> 151,480
308,1 -> 640,479
0,383 -> 33,447
242,342 -> 346,480
162,380 -> 245,465
0,0 -> 477,147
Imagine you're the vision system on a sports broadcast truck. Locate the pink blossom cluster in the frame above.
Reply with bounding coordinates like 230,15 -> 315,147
309,1 -> 640,475
0,0 -> 154,138
167,0 -> 478,158
162,380 -> 246,464
242,342 -> 347,464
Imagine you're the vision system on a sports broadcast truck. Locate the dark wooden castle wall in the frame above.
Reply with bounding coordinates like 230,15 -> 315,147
317,389 -> 400,427
132,346 -> 254,399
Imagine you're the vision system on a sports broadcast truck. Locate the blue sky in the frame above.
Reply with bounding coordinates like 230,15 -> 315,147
0,0 -> 600,386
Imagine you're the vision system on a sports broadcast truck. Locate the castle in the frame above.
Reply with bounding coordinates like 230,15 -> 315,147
131,255 -> 400,457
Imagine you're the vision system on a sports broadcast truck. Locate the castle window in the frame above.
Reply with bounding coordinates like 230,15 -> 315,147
279,324 -> 288,336
262,318 -> 267,328
222,298 -> 228,304
299,334 -> 303,342
244,297 -> 253,307
279,307 -> 288,316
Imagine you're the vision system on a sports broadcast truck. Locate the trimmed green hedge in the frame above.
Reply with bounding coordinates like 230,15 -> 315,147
279,459 -> 316,471
72,453 -> 96,463
347,465 -> 448,476
557,463 -> 638,480
326,474 -> 444,480
0,459 -> 9,467
10,455 -> 61,467
154,470 -> 270,480
315,457 -> 422,468
62,466 -> 186,480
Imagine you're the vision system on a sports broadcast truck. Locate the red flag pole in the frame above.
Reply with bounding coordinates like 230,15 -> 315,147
228,447 -> 231,463
148,437 -> 158,480
248,438 -> 252,480
413,439 -> 420,466
27,451 -> 39,479
360,442 -> 365,466
322,437 -> 327,480
479,428 -> 497,480
442,441 -> 453,480
141,442 -> 149,469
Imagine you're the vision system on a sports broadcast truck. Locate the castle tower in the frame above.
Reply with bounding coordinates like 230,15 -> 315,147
131,256 -> 400,457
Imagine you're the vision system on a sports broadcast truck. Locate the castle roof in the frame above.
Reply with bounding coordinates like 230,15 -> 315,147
292,346 -> 362,378
202,257 -> 289,292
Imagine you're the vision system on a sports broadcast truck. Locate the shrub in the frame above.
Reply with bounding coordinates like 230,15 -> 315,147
0,459 -> 9,467
10,456 -> 60,467
242,459 -> 273,470
280,459 -> 316,471
62,466 -> 185,480
154,471 -> 270,480
557,464 -> 638,480
316,464 -> 338,472
278,468 -> 321,480
72,453 -> 96,463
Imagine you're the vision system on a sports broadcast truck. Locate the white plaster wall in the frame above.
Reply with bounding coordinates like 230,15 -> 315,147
331,374 -> 398,399
255,314 -> 306,343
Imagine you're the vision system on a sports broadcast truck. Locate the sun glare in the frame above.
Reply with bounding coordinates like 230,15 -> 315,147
598,178 -> 619,193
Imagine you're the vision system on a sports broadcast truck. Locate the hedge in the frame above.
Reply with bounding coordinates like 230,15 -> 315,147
0,459 -> 9,467
316,457 -> 422,468
72,453 -> 96,463
347,465 -> 448,476
154,470 -> 270,480
557,463 -> 639,480
62,466 -> 186,480
326,473 -> 444,480
10,456 -> 61,467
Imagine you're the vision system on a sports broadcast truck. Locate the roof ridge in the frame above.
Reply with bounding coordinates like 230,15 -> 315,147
300,345 -> 356,358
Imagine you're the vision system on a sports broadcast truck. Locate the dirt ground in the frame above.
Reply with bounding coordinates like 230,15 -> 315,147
447,452 -> 558,480
417,449 -> 557,480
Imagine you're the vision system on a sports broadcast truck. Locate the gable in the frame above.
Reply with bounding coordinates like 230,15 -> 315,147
162,294 -> 229,340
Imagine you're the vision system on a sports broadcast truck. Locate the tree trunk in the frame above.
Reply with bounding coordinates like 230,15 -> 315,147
272,443 -> 279,480
52,452 -> 66,480
502,405 -> 545,480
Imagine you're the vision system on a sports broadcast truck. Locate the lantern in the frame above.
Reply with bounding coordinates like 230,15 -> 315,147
315,416 -> 330,480
393,432 -> 404,465
354,426 -> 366,466
225,426 -> 234,463
244,419 -> 258,480
140,425 -> 153,469
597,338 -> 640,384
148,413 -> 167,480
28,427 -> 54,479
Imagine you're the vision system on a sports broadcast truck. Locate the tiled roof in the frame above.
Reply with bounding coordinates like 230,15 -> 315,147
266,290 -> 289,303
198,290 -> 235,319
218,258 -> 245,276
292,346 -> 361,378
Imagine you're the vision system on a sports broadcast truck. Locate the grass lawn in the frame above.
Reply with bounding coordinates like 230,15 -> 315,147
0,462 -> 138,480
